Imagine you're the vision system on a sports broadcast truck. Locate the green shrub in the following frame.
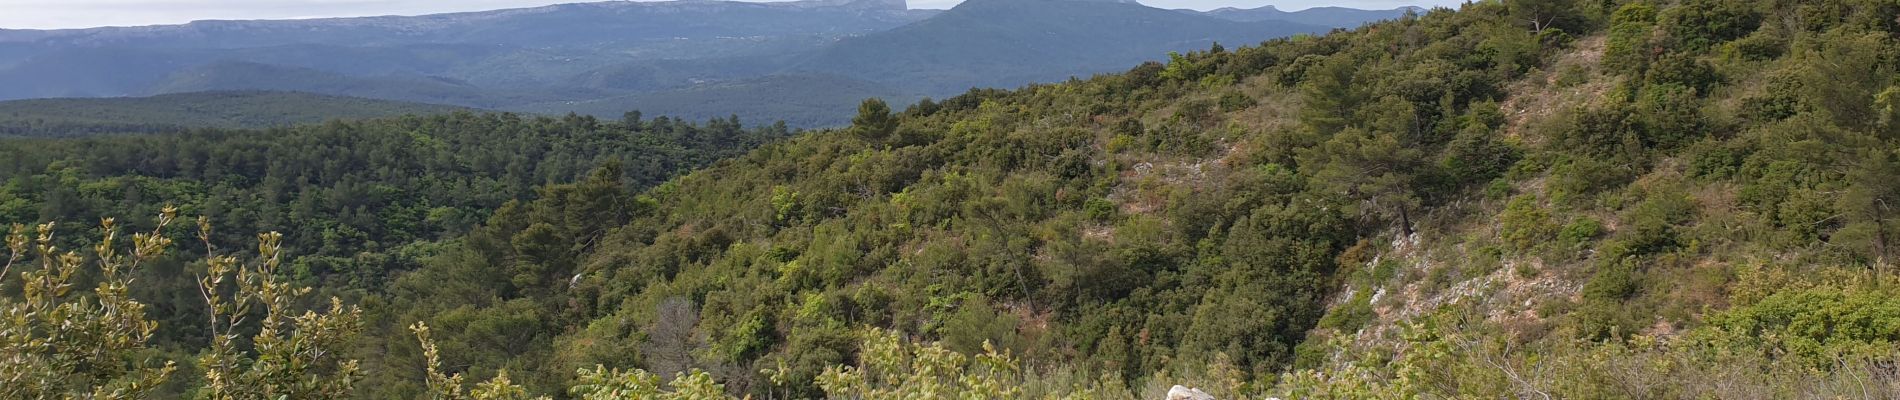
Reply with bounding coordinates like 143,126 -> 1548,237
1371,258 -> 1400,283
1552,103 -> 1643,162
1604,3 -> 1659,72
1318,293 -> 1376,333
1660,0 -> 1763,50
1616,190 -> 1698,257
1514,260 -> 1540,279
1219,91 -> 1259,112
1708,285 -> 1900,361
1584,262 -> 1641,301
1685,140 -> 1747,179
1558,217 -> 1605,250
1577,261 -> 1644,340
1645,54 -> 1722,94
1084,198 -> 1118,221
1469,245 -> 1506,277
1484,179 -> 1514,200
1548,157 -> 1632,205
1633,83 -> 1708,150
939,296 -> 1023,355
1500,195 -> 1558,253
1724,25 -> 1787,61
1174,99 -> 1217,125
1443,123 -> 1521,182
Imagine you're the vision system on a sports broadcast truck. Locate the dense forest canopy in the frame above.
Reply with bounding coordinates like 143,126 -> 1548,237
5,0 -> 1900,398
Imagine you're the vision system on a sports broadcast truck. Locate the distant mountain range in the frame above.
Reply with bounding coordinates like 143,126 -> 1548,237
0,0 -> 1417,127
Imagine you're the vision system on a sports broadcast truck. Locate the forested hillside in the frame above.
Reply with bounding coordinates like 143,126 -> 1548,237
0,91 -> 470,136
0,112 -> 787,387
5,0 -> 1900,399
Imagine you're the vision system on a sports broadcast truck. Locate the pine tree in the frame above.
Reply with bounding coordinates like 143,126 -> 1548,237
851,98 -> 898,143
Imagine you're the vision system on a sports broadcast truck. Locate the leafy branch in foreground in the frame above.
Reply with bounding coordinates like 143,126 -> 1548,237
412,319 -> 729,400
409,324 -> 1137,399
412,321 -> 547,400
0,211 -> 178,399
194,217 -> 365,399
0,208 -> 369,399
811,328 -> 1026,399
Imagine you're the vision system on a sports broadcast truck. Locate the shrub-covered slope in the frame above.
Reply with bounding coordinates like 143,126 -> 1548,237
383,0 -> 1900,397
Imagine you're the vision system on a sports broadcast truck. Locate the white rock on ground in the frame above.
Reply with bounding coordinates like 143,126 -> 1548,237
1166,385 -> 1214,400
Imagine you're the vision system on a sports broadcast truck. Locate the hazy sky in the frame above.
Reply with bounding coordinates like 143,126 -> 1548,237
0,0 -> 1463,30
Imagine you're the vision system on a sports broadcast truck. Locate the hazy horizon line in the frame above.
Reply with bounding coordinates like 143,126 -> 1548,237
0,0 -> 1448,31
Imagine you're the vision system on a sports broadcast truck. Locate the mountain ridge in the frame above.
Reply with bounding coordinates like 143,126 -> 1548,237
796,0 -> 1331,92
0,0 -> 928,45
1197,4 -> 1421,28
0,0 -> 1406,128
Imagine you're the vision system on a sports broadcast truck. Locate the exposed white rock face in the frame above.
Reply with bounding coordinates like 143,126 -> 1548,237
1166,385 -> 1214,400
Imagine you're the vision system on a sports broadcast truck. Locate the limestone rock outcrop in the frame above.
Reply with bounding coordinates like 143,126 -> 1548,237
1166,385 -> 1214,400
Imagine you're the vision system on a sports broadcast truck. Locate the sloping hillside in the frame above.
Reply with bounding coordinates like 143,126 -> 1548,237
370,0 -> 1900,397
1294,1 -> 1900,396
